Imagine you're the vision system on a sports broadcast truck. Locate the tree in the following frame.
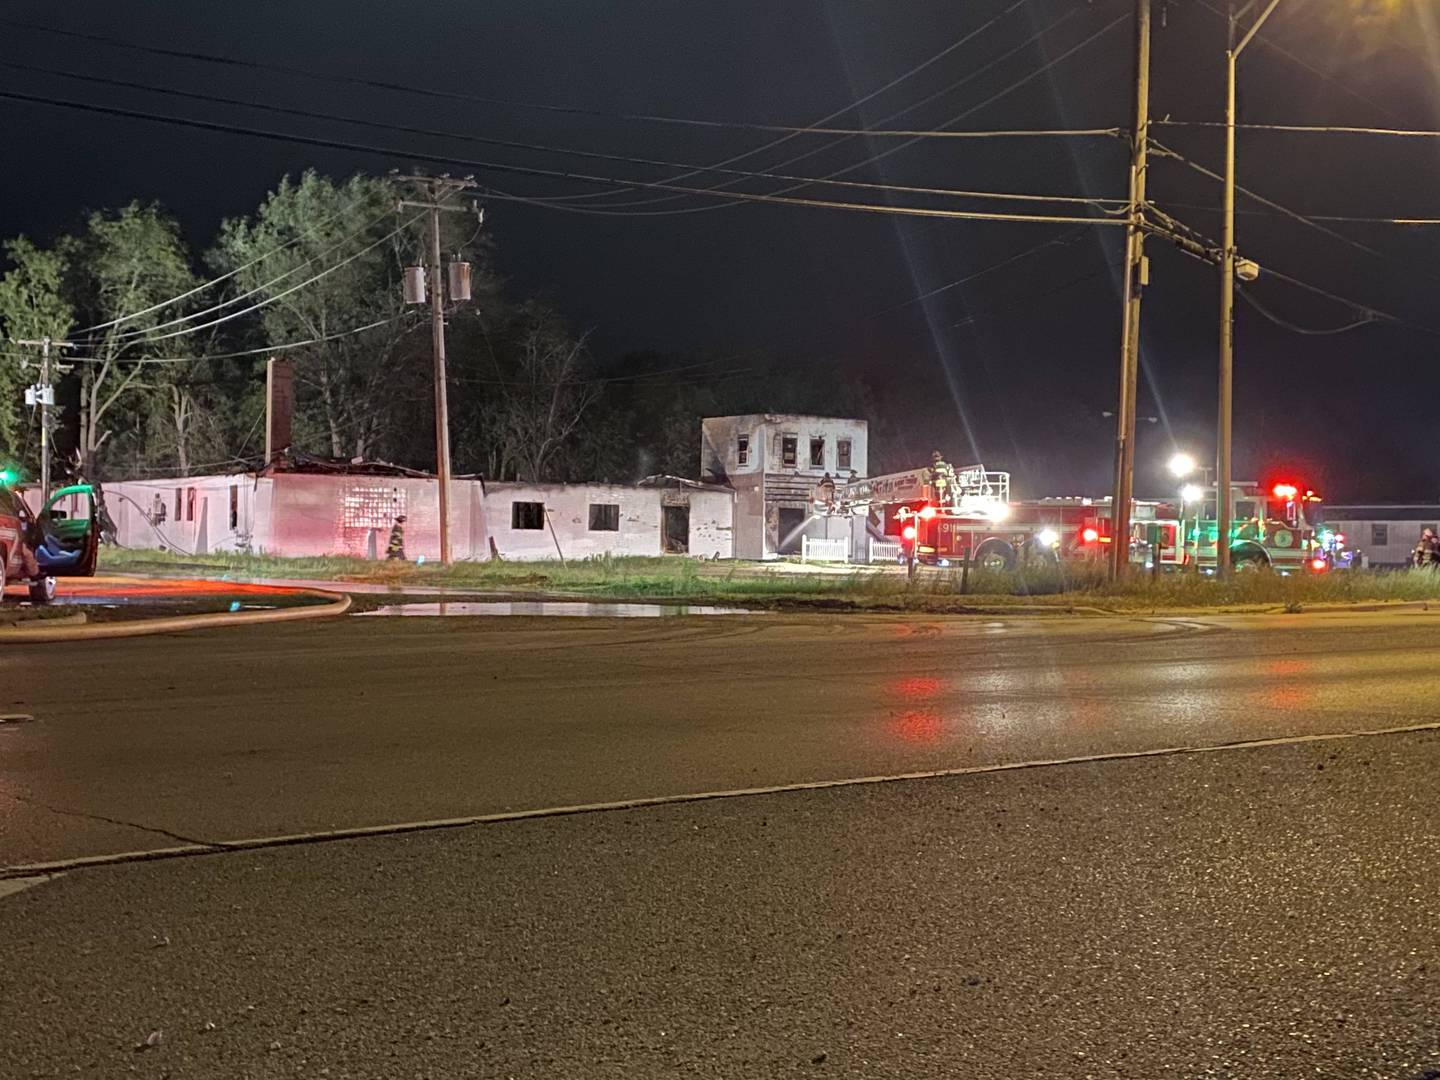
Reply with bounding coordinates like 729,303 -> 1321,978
453,303 -> 599,481
212,171 -> 492,464
56,202 -> 201,477
0,238 -> 74,464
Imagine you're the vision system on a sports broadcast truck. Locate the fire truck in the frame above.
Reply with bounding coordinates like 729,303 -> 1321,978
1133,481 -> 1351,574
826,458 -> 1134,572
826,458 -> 1347,575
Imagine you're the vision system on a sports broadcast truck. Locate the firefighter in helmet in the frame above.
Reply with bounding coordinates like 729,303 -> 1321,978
385,514 -> 408,561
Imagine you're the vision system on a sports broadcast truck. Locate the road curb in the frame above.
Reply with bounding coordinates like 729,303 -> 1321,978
0,587 -> 351,642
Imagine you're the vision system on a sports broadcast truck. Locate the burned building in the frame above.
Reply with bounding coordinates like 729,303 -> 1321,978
700,414 -> 868,560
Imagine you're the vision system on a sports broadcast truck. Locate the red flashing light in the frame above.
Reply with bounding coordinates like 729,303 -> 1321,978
1311,557 -> 1328,571
1081,527 -> 1099,544
902,525 -> 918,541
1272,483 -> 1298,500
918,504 -> 937,521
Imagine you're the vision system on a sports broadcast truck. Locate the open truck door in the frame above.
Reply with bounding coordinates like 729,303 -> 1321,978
34,484 -> 100,580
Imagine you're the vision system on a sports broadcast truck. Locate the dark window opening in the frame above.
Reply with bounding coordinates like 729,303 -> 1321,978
809,437 -> 825,468
736,434 -> 749,466
512,501 -> 545,530
589,503 -> 620,531
229,485 -> 239,530
174,487 -> 182,521
1372,523 -> 1389,546
186,487 -> 196,523
837,439 -> 852,470
781,435 -> 798,468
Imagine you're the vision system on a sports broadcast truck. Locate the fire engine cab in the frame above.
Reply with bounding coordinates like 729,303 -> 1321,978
1136,481 -> 1349,573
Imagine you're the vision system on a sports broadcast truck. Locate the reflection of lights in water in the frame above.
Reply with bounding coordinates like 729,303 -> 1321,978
891,676 -> 943,699
893,710 -> 943,743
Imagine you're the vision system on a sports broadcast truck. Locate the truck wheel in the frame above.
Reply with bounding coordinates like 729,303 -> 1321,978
1232,547 -> 1268,572
28,575 -> 56,604
973,540 -> 1016,572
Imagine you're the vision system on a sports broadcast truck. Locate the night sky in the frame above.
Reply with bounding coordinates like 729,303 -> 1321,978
2,0 -> 1437,501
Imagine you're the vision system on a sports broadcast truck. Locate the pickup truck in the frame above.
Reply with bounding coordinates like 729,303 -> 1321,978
0,481 -> 100,603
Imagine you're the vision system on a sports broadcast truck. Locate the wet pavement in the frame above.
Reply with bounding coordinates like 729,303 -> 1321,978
4,608 -> 1440,868
355,600 -> 756,617
3,576 -> 320,612
2,732 -> 1438,1078
4,610 -> 1440,1076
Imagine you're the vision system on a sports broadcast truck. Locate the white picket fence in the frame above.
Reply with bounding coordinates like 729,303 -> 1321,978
801,535 -> 850,564
868,539 -> 902,564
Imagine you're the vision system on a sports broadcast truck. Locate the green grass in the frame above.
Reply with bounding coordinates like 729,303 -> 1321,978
98,547 -> 1440,614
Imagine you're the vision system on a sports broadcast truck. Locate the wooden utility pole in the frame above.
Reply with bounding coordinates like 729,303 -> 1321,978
1108,0 -> 1152,579
15,335 -> 72,502
397,174 -> 478,565
426,181 -> 454,565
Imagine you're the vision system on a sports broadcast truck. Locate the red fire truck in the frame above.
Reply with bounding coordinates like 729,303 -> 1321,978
831,459 -> 1144,571
828,459 -> 1340,574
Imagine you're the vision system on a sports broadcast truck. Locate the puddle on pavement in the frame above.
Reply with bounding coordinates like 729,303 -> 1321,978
356,601 -> 757,618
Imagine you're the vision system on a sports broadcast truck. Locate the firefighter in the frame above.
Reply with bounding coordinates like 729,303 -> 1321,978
385,514 -> 408,561
1413,527 -> 1440,569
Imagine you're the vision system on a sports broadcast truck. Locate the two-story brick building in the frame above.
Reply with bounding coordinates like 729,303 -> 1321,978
700,414 -> 868,559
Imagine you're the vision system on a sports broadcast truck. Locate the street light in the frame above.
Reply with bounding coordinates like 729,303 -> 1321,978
1168,451 -> 1198,479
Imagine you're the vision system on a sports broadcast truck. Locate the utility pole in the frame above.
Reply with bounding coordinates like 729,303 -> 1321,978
15,335 -> 72,502
1217,0 -> 1282,577
397,174 -> 478,565
1109,0 -> 1152,579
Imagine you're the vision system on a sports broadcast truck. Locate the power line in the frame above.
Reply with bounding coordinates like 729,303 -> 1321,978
1153,198 -> 1440,227
0,60 -> 1124,213
1150,139 -> 1432,275
1156,118 -> 1440,139
950,263 -> 1120,330
552,3 -> 1107,212
0,11 -> 1101,144
0,89 -> 1131,228
783,12 -> 1131,200
0,60 -> 1120,147
95,201 -> 402,345
0,314 -> 415,366
122,214 -> 422,346
1235,285 -> 1375,335
1146,204 -> 1440,338
539,0 -> 1049,208
862,226 -> 1087,319
67,199 -> 355,336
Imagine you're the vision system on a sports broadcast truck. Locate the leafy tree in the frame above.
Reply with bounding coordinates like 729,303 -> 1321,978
56,202 -> 201,477
212,171 -> 492,463
0,238 -> 74,464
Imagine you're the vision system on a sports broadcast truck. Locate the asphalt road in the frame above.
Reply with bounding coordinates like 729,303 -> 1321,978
4,609 -> 1440,866
4,610 -> 1440,1076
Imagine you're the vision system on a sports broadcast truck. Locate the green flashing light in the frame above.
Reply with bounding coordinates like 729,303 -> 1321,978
0,467 -> 17,486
